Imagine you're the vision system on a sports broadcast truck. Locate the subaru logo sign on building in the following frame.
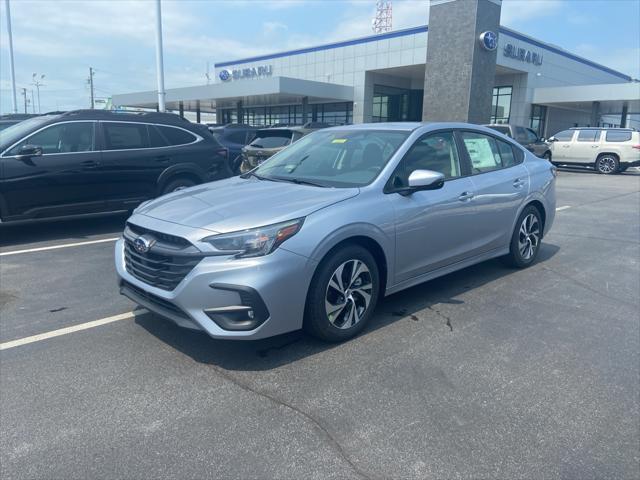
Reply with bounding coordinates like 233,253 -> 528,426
219,69 -> 232,82
218,65 -> 273,82
479,31 -> 498,51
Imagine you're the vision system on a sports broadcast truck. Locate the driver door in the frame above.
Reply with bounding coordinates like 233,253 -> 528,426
1,121 -> 107,218
385,130 -> 478,284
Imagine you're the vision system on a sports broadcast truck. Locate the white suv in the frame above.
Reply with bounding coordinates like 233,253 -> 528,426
548,128 -> 640,174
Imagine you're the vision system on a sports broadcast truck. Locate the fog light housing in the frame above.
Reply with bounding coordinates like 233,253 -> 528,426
205,283 -> 270,331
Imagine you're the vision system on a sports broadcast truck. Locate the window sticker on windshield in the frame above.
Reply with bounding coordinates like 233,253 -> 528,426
331,138 -> 347,144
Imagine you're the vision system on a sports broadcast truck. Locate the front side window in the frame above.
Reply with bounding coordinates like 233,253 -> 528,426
253,129 -> 409,188
103,122 -> 148,150
553,130 -> 574,142
577,130 -> 600,142
8,122 -> 95,155
390,132 -> 461,189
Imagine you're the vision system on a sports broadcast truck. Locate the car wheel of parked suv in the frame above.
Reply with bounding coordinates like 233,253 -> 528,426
304,245 -> 380,342
504,205 -> 543,268
162,177 -> 197,194
595,154 -> 619,174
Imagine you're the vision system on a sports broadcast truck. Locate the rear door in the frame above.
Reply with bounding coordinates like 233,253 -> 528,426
570,129 -> 602,164
0,121 -> 107,218
459,130 -> 530,253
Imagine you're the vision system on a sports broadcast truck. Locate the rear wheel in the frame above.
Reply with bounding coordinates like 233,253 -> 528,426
304,245 -> 379,342
595,154 -> 619,174
161,177 -> 197,195
503,206 -> 543,268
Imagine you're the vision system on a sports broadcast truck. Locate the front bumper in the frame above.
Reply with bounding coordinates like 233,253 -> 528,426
115,236 -> 317,340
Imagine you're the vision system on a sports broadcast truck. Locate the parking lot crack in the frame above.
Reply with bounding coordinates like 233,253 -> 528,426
427,305 -> 454,331
206,365 -> 373,480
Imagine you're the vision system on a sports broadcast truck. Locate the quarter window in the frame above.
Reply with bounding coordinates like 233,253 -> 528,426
577,130 -> 600,142
103,122 -> 148,150
605,130 -> 633,142
391,132 -> 462,188
9,122 -> 95,155
156,126 -> 197,146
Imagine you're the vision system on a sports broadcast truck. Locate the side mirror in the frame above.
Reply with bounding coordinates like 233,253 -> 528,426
401,169 -> 445,194
16,144 -> 43,159
539,137 -> 546,143
547,136 -> 557,142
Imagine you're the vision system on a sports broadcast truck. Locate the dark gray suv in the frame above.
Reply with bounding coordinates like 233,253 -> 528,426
486,124 -> 551,160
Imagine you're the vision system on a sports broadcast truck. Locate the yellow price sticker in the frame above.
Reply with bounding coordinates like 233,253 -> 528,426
331,138 -> 348,144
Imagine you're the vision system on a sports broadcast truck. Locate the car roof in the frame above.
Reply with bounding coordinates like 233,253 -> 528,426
323,122 -> 507,133
42,109 -> 192,126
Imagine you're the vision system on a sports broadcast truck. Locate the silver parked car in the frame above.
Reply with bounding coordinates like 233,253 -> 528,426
116,123 -> 556,342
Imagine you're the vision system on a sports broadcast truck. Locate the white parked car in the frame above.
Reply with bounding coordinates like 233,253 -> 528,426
548,128 -> 640,174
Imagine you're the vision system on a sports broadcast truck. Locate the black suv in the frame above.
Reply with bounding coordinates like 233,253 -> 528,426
208,124 -> 258,173
0,110 -> 230,222
485,124 -> 551,160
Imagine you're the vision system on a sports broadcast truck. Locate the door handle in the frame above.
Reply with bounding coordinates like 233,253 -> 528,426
80,160 -> 100,168
458,191 -> 474,201
591,145 -> 599,148
562,145 -> 570,148
513,178 -> 525,188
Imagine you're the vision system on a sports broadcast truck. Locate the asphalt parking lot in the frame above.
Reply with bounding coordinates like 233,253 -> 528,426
1,169 -> 639,479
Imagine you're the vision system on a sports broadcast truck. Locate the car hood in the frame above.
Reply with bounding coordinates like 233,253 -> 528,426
136,176 -> 359,233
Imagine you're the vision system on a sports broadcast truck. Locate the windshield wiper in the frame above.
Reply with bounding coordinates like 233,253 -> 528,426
269,176 -> 327,188
241,171 -> 268,180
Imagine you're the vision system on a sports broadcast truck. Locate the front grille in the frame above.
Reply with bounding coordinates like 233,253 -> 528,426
121,280 -> 187,319
123,225 -> 202,291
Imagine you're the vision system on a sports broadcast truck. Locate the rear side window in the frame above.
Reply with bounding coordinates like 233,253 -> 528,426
577,130 -> 600,142
103,122 -> 148,150
553,130 -> 574,141
605,130 -> 633,142
496,139 -> 519,168
525,128 -> 538,144
460,131 -> 502,173
148,125 -> 169,147
156,126 -> 197,146
515,127 -> 528,143
250,133 -> 291,148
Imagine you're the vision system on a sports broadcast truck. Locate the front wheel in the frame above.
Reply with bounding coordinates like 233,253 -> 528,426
304,245 -> 379,342
503,206 -> 543,268
595,155 -> 619,174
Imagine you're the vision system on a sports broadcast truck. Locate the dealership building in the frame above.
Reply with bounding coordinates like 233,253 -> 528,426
113,0 -> 639,137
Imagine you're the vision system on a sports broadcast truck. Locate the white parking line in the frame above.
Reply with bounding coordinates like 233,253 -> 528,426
556,206 -> 571,211
0,237 -> 119,257
0,310 -> 147,351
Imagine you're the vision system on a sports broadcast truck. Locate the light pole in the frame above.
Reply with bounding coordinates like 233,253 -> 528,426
4,0 -> 18,113
154,0 -> 166,112
31,73 -> 45,113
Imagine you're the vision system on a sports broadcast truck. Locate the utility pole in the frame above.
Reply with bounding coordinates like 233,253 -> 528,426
31,73 -> 45,113
4,0 -> 18,113
20,87 -> 27,113
30,89 -> 35,113
154,0 -> 166,112
87,67 -> 95,108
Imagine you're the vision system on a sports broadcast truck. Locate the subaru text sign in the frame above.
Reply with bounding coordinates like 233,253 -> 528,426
479,31 -> 498,51
219,65 -> 273,82
503,44 -> 543,66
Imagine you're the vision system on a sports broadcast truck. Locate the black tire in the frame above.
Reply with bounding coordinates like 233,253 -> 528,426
595,154 -> 619,175
503,205 -> 543,268
543,151 -> 552,162
304,245 -> 380,342
161,177 -> 197,195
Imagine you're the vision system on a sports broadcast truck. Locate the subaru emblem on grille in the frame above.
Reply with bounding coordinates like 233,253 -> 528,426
133,235 -> 156,254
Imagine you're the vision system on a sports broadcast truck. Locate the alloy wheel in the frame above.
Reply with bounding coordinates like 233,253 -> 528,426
325,259 -> 373,329
597,156 -> 617,174
518,213 -> 540,260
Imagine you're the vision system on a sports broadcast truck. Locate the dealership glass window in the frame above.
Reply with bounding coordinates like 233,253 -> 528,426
491,86 -> 512,124
530,104 -> 547,137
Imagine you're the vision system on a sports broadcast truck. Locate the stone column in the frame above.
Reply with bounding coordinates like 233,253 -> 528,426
422,0 -> 502,124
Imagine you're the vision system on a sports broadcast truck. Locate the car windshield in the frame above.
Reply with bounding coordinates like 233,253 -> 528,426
253,129 -> 409,188
0,115 -> 55,148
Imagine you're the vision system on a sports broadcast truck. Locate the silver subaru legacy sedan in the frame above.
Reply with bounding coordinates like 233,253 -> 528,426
116,123 -> 556,342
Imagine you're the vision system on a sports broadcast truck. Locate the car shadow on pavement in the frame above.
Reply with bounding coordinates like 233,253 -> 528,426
136,243 -> 560,372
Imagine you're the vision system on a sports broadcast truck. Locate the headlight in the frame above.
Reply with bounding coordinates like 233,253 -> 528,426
202,218 -> 304,258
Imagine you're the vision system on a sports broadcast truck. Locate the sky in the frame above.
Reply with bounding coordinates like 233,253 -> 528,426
0,0 -> 639,114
